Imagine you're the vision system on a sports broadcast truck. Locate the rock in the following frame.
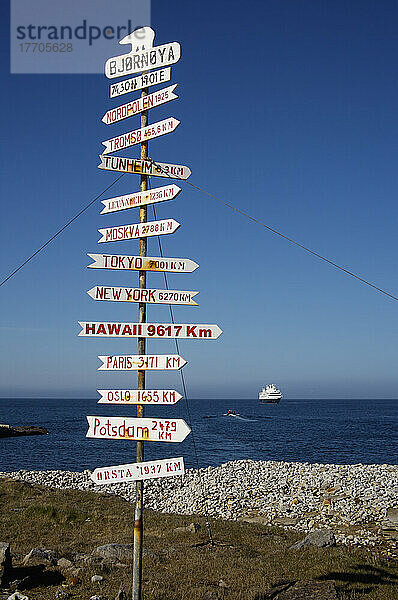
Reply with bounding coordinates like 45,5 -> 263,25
174,522 -> 201,533
281,580 -> 337,599
89,596 -> 105,600
55,589 -> 71,599
386,508 -> 398,526
22,548 -> 57,567
9,576 -> 32,591
273,517 -> 299,526
218,579 -> 227,588
56,558 -> 73,570
290,529 -> 336,550
238,516 -> 269,525
92,544 -> 133,563
7,594 -> 29,600
91,575 -> 104,583
0,543 -> 12,586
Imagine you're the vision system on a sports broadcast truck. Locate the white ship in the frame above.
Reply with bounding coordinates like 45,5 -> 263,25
259,384 -> 282,403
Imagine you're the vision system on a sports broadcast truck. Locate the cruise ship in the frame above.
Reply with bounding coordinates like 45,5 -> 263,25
259,384 -> 282,403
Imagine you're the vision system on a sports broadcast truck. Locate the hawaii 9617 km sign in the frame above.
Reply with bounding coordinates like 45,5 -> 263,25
79,322 -> 222,339
90,457 -> 185,485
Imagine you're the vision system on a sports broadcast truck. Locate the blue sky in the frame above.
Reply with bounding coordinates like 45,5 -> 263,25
0,0 -> 397,399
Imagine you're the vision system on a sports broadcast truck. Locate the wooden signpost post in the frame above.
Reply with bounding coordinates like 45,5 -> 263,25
79,26 -> 222,600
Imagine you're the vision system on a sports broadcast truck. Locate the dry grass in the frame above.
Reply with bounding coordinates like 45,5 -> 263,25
0,477 -> 397,599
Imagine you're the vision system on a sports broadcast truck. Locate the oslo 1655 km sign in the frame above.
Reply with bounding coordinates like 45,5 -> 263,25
90,457 -> 185,485
87,254 -> 199,273
86,416 -> 191,442
100,184 -> 181,214
98,219 -> 180,243
87,286 -> 198,306
79,322 -> 222,339
97,389 -> 182,405
98,354 -> 187,371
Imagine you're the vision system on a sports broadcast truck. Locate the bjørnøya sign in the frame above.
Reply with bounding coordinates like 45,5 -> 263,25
109,67 -> 171,98
100,184 -> 181,215
97,389 -> 182,405
86,416 -> 191,442
102,85 -> 178,124
105,42 -> 181,79
91,457 -> 185,485
87,254 -> 199,273
79,322 -> 223,339
87,286 -> 199,306
98,155 -> 191,180
98,219 -> 180,243
98,354 -> 187,371
102,117 -> 180,154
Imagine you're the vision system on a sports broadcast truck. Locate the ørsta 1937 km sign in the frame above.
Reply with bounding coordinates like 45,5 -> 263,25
109,67 -> 171,98
98,354 -> 187,371
98,219 -> 180,243
90,457 -> 185,485
100,184 -> 181,215
98,155 -> 191,180
87,254 -> 199,273
102,117 -> 180,154
102,85 -> 178,124
105,41 -> 181,79
87,286 -> 198,306
97,389 -> 182,405
79,322 -> 223,339
86,416 -> 191,443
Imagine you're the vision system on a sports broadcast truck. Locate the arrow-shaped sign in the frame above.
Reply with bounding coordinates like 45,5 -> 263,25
87,286 -> 198,306
102,117 -> 180,154
98,218 -> 180,243
91,457 -> 185,485
86,416 -> 191,442
98,155 -> 191,180
102,84 -> 178,125
97,389 -> 182,405
80,322 -> 222,339
105,42 -> 181,79
100,184 -> 181,215
98,354 -> 187,371
109,67 -> 171,98
87,254 -> 199,273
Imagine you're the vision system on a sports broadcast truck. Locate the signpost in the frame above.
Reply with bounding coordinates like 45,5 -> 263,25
98,155 -> 191,179
87,253 -> 199,273
109,67 -> 171,98
90,457 -> 185,484
79,322 -> 222,339
105,42 -> 181,79
86,416 -> 191,442
98,218 -> 180,243
87,286 -> 198,306
100,184 -> 181,214
97,389 -> 182,404
102,84 -> 178,124
98,354 -> 187,371
102,117 -> 180,154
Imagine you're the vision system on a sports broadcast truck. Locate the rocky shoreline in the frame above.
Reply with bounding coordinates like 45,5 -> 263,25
1,460 -> 397,554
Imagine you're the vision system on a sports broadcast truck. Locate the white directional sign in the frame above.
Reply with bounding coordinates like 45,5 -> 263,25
91,457 -> 185,485
105,43 -> 181,79
102,85 -> 178,124
102,117 -> 180,154
100,184 -> 181,215
87,286 -> 199,306
98,219 -> 180,243
87,254 -> 199,273
98,155 -> 191,180
80,322 -> 222,339
97,389 -> 182,405
86,416 -> 191,442
109,67 -> 171,98
98,354 -> 187,371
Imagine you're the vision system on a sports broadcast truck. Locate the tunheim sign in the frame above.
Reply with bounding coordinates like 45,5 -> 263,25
98,155 -> 191,179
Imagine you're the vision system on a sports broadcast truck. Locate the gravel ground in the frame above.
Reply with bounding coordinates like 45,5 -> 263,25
1,460 -> 397,551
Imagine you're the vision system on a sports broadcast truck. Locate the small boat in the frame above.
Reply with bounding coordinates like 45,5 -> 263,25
223,409 -> 240,417
259,384 -> 282,403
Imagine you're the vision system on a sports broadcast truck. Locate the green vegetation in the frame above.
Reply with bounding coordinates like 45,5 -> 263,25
0,477 -> 397,599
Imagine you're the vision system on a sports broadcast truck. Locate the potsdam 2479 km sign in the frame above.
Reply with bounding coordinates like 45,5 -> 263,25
86,416 -> 191,442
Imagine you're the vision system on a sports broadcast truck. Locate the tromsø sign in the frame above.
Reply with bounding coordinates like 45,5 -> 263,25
87,286 -> 199,306
102,117 -> 180,154
97,389 -> 182,405
97,354 -> 187,371
86,416 -> 191,442
102,85 -> 178,124
98,218 -> 180,243
79,321 -> 222,339
100,184 -> 181,214
98,155 -> 192,179
91,457 -> 185,485
87,254 -> 199,273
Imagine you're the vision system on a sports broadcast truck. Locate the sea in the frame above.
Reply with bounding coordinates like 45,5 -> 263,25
0,398 -> 397,472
